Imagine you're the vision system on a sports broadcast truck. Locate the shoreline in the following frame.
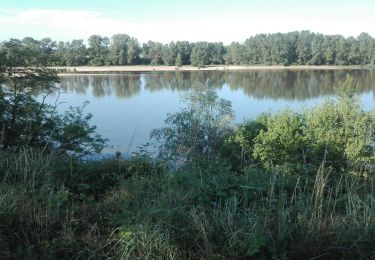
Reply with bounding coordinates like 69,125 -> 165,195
54,65 -> 369,75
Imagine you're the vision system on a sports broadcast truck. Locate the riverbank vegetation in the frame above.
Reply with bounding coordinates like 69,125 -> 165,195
1,31 -> 375,68
1,43 -> 375,259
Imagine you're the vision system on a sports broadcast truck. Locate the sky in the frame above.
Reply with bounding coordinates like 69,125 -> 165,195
0,0 -> 374,44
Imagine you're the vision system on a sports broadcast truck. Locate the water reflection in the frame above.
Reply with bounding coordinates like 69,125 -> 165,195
59,70 -> 375,100
60,74 -> 142,98
53,70 -> 375,155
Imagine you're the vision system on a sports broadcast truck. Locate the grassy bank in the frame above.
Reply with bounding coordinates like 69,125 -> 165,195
1,150 -> 374,259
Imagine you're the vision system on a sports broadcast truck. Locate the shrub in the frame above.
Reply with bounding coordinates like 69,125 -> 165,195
221,119 -> 266,171
305,76 -> 375,172
253,109 -> 307,170
151,84 -> 234,162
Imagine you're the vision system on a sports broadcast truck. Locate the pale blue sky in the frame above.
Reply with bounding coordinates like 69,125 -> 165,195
0,0 -> 374,43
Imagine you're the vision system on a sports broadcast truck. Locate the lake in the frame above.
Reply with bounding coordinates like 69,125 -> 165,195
51,70 -> 375,156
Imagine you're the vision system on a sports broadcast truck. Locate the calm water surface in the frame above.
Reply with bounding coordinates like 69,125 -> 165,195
50,70 -> 375,155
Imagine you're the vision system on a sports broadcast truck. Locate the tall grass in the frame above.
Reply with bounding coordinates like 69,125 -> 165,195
1,149 -> 374,259
0,148 -> 125,259
110,161 -> 375,259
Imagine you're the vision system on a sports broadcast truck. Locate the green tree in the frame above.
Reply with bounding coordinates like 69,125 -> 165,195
88,35 -> 110,66
109,34 -> 130,65
190,42 -> 210,67
175,53 -> 182,67
322,36 -> 335,65
210,42 -> 226,64
225,42 -> 242,65
334,36 -> 349,65
309,33 -> 324,65
358,32 -> 374,65
0,39 -> 106,155
162,42 -> 177,66
126,37 -> 141,64
347,37 -> 360,65
296,31 -> 313,64
64,39 -> 88,66
147,41 -> 164,65
151,84 -> 234,160
54,41 -> 67,66
175,41 -> 193,65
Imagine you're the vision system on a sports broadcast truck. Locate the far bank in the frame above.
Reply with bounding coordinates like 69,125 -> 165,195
53,65 -> 371,75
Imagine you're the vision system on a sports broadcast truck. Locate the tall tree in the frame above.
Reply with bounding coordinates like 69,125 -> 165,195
322,36 -> 335,65
65,39 -> 88,66
162,42 -> 177,66
109,34 -> 130,65
147,41 -> 164,65
126,37 -> 141,64
88,35 -> 110,66
190,42 -> 210,66
0,39 -> 106,155
309,33 -> 324,65
334,35 -> 349,65
296,31 -> 314,64
358,32 -> 374,65
175,41 -> 193,65
175,53 -> 182,67
347,37 -> 360,65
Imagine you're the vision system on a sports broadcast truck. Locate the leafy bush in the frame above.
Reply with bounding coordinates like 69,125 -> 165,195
305,76 -> 375,172
221,119 -> 266,171
151,84 -> 234,161
253,109 -> 306,169
251,76 -> 375,173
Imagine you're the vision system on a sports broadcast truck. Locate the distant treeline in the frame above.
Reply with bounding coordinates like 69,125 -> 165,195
1,31 -> 375,67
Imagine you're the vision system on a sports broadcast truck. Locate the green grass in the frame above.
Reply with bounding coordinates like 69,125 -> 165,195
1,149 -> 374,259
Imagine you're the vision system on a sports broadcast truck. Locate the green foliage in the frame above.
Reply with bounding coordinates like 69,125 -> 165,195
0,39 -> 106,156
56,39 -> 89,66
253,109 -> 306,169
151,84 -> 234,161
175,52 -> 182,67
305,76 -> 375,171
88,35 -> 110,66
113,225 -> 181,259
1,102 -> 375,259
190,42 -> 226,66
0,149 -> 125,259
52,103 -> 107,156
222,119 -> 266,170
2,31 -> 375,67
251,76 -> 375,173
109,161 -> 375,259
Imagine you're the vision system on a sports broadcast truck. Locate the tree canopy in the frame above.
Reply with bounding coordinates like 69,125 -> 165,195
1,31 -> 375,67
0,39 -> 106,156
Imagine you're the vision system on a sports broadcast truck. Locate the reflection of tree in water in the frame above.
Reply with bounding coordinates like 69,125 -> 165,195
143,70 -> 375,100
110,75 -> 141,98
60,76 -> 90,94
143,71 -> 226,92
60,74 -> 142,98
92,76 -> 111,97
143,72 -> 190,92
59,70 -> 375,100
226,70 -> 375,100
